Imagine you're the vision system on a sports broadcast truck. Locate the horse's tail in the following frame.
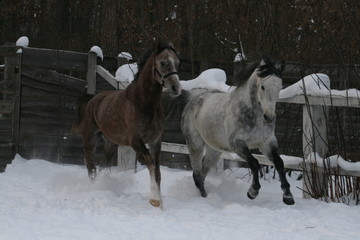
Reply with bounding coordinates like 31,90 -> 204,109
162,90 -> 192,121
72,94 -> 95,133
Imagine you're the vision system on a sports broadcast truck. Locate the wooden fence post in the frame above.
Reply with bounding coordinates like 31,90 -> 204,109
13,52 -> 22,154
3,49 -> 22,155
302,104 -> 329,199
117,146 -> 136,171
86,52 -> 97,94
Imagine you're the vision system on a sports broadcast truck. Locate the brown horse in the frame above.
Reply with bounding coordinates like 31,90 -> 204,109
73,42 -> 181,207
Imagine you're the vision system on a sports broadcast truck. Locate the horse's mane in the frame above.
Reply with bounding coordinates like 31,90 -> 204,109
133,42 -> 176,82
232,55 -> 261,87
257,56 -> 283,78
233,55 -> 283,87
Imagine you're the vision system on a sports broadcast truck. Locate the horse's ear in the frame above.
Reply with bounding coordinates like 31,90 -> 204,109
156,42 -> 174,53
168,42 -> 174,48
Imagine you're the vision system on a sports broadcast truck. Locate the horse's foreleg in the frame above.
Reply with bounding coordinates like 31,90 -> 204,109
149,140 -> 162,206
261,142 -> 295,205
132,138 -> 162,207
229,137 -> 261,200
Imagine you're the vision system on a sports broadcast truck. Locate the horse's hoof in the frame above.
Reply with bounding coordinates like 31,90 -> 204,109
149,199 -> 161,207
88,169 -> 97,181
200,190 -> 207,198
247,188 -> 259,200
283,194 -> 295,205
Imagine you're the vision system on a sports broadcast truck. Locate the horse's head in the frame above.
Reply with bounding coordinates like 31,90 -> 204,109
154,42 -> 181,96
256,57 -> 285,124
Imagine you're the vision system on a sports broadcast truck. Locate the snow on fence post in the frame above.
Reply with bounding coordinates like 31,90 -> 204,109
86,51 -> 97,94
302,102 -> 329,199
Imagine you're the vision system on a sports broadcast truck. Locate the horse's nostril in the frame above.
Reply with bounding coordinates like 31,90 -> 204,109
171,85 -> 176,93
264,114 -> 268,121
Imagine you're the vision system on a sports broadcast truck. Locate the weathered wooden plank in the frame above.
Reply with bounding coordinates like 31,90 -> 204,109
0,81 -> 15,94
86,52 -> 97,94
21,109 -> 76,121
0,132 -> 13,143
160,151 -> 191,170
0,118 -> 12,127
21,79 -> 83,97
0,45 -> 20,57
13,52 -> 22,153
0,100 -> 13,114
22,47 -> 88,72
96,65 -> 119,89
21,67 -> 86,92
162,131 -> 186,144
279,95 -> 360,108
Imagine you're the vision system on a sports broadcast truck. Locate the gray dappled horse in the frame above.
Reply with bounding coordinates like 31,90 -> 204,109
163,57 -> 295,205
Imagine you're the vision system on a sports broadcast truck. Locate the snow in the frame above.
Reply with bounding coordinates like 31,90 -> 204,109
16,36 -> 29,47
279,73 -> 360,99
15,36 -> 29,53
115,63 -> 138,83
316,155 -> 360,172
180,69 -> 232,92
0,155 -> 360,240
234,52 -> 246,62
89,46 -> 103,61
118,52 -> 133,61
305,152 -> 338,168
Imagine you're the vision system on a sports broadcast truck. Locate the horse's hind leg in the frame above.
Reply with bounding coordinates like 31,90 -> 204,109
202,145 -> 222,178
261,141 -> 295,205
187,139 -> 207,197
229,135 -> 261,200
182,118 -> 207,197
101,136 -> 117,169
83,131 -> 98,179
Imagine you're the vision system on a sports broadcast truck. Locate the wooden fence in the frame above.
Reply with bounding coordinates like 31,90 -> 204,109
0,44 -> 359,201
0,45 -> 118,171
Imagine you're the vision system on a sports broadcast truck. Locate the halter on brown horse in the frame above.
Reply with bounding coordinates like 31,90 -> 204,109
73,42 -> 181,207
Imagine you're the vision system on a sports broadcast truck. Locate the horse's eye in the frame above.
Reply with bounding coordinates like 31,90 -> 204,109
261,86 -> 265,91
160,61 -> 166,66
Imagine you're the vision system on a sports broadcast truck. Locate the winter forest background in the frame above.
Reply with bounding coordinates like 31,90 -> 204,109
1,0 -> 359,70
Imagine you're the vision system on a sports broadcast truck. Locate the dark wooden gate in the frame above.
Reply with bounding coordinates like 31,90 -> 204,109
0,46 -> 21,171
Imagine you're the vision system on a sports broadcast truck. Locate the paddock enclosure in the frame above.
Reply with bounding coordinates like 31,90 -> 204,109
0,44 -> 359,201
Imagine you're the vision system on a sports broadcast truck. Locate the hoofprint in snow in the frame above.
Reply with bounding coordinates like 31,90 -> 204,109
1,155 -> 360,240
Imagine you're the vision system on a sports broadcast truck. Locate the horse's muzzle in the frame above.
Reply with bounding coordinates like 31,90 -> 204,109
264,114 -> 276,124
165,76 -> 181,97
170,83 -> 182,96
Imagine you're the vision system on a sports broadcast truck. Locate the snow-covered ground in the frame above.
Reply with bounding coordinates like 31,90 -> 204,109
1,155 -> 359,240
